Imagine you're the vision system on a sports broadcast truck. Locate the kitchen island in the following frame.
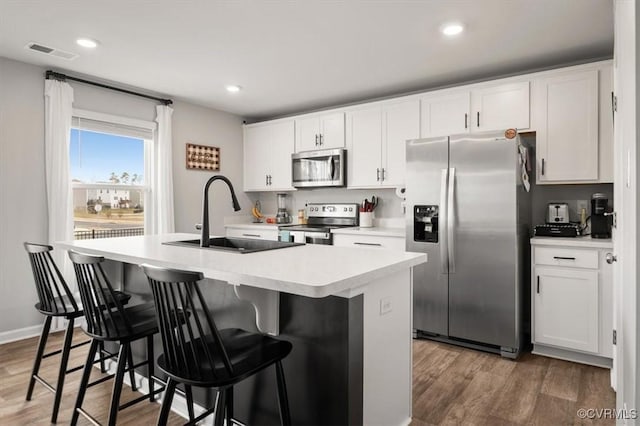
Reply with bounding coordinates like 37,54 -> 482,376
55,233 -> 426,426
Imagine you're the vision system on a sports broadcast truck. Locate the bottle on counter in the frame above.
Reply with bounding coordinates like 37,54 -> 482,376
298,209 -> 307,225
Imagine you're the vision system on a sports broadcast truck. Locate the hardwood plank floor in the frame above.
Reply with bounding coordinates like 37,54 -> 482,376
412,339 -> 616,426
0,329 -> 616,425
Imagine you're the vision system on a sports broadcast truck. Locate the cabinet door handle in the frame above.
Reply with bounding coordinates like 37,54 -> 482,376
376,168 -> 380,181
242,233 -> 261,238
315,134 -> 319,146
541,158 -> 545,176
381,168 -> 386,181
477,112 -> 480,127
265,175 -> 269,185
354,242 -> 383,246
536,276 -> 540,294
553,256 -> 576,260
268,175 -> 272,185
464,113 -> 468,129
319,134 -> 323,145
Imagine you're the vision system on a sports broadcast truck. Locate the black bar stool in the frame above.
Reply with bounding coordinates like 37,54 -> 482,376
23,242 -> 131,423
68,251 -> 164,426
141,264 -> 293,426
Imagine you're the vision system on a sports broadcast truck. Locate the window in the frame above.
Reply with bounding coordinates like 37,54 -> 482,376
70,110 -> 155,240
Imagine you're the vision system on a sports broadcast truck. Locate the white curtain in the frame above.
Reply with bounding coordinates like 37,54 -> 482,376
149,104 -> 175,234
44,79 -> 74,278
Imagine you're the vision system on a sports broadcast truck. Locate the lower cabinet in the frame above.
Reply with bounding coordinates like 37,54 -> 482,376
531,242 -> 613,366
225,227 -> 279,241
333,233 -> 405,251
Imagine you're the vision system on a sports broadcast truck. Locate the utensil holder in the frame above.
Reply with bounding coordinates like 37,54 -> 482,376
360,212 -> 374,228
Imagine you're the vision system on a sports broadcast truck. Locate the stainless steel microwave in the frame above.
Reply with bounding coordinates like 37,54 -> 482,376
292,148 -> 345,188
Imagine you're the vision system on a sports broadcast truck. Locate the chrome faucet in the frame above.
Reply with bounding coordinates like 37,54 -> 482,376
200,175 -> 241,247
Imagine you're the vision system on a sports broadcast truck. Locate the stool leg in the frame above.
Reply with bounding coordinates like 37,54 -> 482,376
275,361 -> 291,426
185,385 -> 195,421
71,339 -> 99,426
99,341 -> 106,373
213,389 -> 226,426
51,317 -> 75,423
127,343 -> 137,391
157,377 -> 177,426
107,343 -> 129,426
147,335 -> 155,402
26,316 -> 52,401
226,386 -> 234,425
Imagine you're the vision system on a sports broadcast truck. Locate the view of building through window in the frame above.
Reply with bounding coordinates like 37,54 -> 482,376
70,128 -> 147,239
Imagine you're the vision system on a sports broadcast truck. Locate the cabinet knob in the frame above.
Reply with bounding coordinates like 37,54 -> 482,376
605,252 -> 617,264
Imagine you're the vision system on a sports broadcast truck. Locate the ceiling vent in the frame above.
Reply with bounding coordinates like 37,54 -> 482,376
25,42 -> 78,61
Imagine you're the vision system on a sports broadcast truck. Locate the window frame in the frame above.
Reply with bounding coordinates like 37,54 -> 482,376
70,109 -> 156,236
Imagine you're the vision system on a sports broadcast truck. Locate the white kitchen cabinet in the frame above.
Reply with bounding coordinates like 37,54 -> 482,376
534,63 -> 613,184
531,239 -> 613,367
333,233 -> 405,251
243,120 -> 295,191
347,99 -> 419,188
420,82 -> 529,138
295,112 -> 345,152
534,267 -> 599,353
225,226 -> 279,241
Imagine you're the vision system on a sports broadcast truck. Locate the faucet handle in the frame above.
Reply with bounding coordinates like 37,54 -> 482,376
195,223 -> 202,230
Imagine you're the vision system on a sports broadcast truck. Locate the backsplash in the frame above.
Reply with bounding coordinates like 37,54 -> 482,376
248,187 -> 405,219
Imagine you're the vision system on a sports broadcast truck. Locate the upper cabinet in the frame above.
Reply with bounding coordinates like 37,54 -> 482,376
346,98 -> 419,188
295,112 -> 345,152
420,81 -> 530,138
243,120 -> 295,192
534,63 -> 613,184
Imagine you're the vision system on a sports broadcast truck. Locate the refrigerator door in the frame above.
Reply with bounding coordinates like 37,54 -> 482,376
406,137 -> 449,335
448,133 -> 518,348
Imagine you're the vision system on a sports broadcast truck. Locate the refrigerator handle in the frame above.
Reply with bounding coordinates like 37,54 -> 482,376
440,169 -> 448,274
447,167 -> 456,273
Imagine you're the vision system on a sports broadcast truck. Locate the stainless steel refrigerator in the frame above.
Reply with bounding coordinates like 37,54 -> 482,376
406,130 -> 531,358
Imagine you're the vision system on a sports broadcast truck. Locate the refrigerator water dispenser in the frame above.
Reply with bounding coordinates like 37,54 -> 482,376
414,205 -> 438,243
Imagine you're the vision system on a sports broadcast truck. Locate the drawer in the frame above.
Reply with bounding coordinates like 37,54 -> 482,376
534,246 -> 599,269
333,234 -> 405,251
226,228 -> 279,241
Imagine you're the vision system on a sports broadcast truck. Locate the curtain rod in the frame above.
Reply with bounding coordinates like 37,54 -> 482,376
45,70 -> 173,106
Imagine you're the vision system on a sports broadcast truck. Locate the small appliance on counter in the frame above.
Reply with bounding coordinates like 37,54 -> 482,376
547,203 -> 569,224
591,193 -> 611,239
275,193 -> 292,224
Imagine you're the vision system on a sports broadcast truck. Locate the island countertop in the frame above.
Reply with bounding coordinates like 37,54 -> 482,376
55,233 -> 426,298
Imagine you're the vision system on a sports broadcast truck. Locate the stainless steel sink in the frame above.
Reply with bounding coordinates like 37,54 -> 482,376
163,237 -> 303,254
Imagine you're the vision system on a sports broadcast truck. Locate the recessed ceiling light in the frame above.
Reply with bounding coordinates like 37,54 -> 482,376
76,38 -> 98,48
226,85 -> 242,93
441,23 -> 464,36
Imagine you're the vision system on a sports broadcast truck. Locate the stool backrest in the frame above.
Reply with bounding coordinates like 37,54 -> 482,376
141,264 -> 234,379
24,242 -> 78,315
68,250 -> 133,339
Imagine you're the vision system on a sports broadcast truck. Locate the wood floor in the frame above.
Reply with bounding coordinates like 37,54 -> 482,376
0,328 -> 615,425
411,339 -> 616,425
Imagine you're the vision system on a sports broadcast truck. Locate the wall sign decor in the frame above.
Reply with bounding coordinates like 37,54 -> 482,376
186,143 -> 220,171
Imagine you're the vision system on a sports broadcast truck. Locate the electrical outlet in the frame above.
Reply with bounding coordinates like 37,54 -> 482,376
576,199 -> 589,214
380,297 -> 392,315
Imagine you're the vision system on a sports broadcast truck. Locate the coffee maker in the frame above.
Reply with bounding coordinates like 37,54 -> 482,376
591,193 -> 611,239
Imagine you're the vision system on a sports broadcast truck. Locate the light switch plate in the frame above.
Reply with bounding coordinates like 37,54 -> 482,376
380,297 -> 392,315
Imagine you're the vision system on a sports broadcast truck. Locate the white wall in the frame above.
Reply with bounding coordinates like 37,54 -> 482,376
172,100 -> 250,234
0,57 -> 48,335
0,57 -> 246,336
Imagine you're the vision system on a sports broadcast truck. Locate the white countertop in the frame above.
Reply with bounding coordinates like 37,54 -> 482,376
55,233 -> 426,299
331,226 -> 405,238
531,236 -> 613,249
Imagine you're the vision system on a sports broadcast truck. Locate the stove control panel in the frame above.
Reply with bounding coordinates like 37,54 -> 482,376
306,203 -> 359,219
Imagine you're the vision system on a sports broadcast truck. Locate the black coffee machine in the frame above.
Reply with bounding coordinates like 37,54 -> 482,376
591,193 -> 611,239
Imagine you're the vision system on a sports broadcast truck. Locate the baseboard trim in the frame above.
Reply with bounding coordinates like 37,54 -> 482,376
533,344 -> 613,368
0,324 -> 43,345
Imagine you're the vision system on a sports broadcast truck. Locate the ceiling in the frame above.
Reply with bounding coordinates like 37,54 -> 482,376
0,1 -> 614,121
